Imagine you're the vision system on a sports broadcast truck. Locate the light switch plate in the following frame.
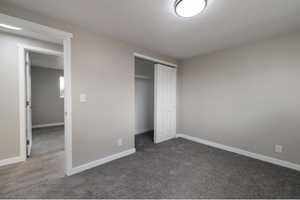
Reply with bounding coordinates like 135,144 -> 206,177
275,145 -> 283,153
80,94 -> 87,102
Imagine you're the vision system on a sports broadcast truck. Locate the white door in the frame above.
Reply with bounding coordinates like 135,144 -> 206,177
25,51 -> 32,157
154,64 -> 177,143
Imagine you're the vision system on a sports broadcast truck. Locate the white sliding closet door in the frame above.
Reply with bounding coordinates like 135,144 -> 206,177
154,64 -> 177,144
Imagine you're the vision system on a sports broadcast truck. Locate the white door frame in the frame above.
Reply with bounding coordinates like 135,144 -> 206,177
18,44 -> 72,175
133,53 -> 177,143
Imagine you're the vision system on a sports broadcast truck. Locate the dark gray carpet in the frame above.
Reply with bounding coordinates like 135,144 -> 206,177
1,132 -> 300,199
31,126 -> 64,157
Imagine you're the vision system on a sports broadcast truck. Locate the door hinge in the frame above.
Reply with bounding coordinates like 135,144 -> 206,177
26,101 -> 30,106
26,140 -> 30,145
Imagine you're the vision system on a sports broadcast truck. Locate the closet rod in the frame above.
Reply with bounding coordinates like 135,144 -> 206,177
135,75 -> 152,80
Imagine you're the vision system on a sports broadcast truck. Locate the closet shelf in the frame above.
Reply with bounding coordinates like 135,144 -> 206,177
135,75 -> 152,80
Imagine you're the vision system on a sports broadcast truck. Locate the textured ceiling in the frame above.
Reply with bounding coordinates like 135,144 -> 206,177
1,0 -> 300,59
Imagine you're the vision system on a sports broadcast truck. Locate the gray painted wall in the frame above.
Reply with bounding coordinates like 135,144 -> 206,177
31,66 -> 64,126
179,33 -> 300,165
0,31 -> 62,161
70,30 -> 177,167
30,52 -> 63,70
135,58 -> 154,135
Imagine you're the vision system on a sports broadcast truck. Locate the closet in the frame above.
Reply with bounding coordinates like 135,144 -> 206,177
135,58 -> 155,137
135,57 -> 177,144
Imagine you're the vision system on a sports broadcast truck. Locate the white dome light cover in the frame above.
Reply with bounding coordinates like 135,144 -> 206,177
175,0 -> 207,18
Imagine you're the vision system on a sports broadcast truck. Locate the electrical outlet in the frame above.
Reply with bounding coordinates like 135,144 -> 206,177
118,138 -> 123,146
275,145 -> 283,153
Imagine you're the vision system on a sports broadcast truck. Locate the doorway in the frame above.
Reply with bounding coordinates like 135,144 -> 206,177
19,45 -> 67,178
0,13 -> 72,176
26,51 -> 65,160
134,54 -> 177,149
135,57 -> 155,149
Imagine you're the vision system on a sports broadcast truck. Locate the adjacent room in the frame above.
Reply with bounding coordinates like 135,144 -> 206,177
0,0 -> 300,199
29,52 -> 65,158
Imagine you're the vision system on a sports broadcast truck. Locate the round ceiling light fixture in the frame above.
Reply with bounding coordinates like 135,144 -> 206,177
175,0 -> 207,18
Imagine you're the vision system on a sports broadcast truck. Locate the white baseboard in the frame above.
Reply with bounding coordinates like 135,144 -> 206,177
135,128 -> 154,135
32,122 -> 64,129
155,135 -> 177,144
0,155 -> 25,167
177,134 -> 300,172
68,148 -> 136,176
